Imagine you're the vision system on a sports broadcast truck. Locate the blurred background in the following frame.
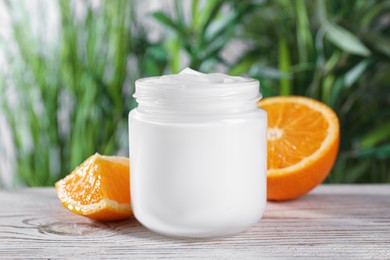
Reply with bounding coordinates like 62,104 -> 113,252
0,0 -> 389,187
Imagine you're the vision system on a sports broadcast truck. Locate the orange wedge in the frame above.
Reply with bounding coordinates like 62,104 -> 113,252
55,153 -> 132,220
258,96 -> 340,201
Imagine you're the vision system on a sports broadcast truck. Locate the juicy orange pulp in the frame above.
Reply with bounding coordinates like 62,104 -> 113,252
258,96 -> 340,201
55,153 -> 132,220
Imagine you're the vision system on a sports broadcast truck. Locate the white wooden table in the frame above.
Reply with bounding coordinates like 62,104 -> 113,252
0,185 -> 389,258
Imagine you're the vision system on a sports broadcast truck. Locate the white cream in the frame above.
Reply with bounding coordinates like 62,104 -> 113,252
155,67 -> 250,84
129,68 -> 267,238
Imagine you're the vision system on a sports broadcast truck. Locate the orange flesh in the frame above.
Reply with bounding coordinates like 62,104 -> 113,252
56,154 -> 132,220
258,96 -> 340,201
266,102 -> 329,169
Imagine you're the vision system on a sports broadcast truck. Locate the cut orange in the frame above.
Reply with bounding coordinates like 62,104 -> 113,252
55,153 -> 132,220
258,96 -> 340,201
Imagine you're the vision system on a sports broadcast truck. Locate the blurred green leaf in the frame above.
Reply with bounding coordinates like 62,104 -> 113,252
191,0 -> 200,29
174,0 -> 185,26
344,59 -> 370,88
329,59 -> 370,107
322,73 -> 334,104
344,160 -> 371,183
229,51 -> 259,76
200,0 -> 224,35
363,31 -> 390,58
152,11 -> 187,39
324,51 -> 341,73
360,122 -> 390,149
251,65 -> 290,80
354,145 -> 390,159
324,22 -> 371,57
317,0 -> 328,24
278,37 -> 291,95
295,0 -> 313,63
360,2 -> 389,27
167,37 -> 181,73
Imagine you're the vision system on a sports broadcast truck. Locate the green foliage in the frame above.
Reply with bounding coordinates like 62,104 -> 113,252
238,0 -> 390,182
0,0 -> 135,186
0,0 -> 389,186
151,0 -> 261,72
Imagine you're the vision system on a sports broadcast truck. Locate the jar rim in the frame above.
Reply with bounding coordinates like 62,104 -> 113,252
135,76 -> 259,90
133,70 -> 262,118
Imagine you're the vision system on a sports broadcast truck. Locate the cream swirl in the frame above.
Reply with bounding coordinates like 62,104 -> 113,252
141,68 -> 251,87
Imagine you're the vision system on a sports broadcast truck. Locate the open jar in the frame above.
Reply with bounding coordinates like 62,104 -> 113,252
129,68 -> 267,238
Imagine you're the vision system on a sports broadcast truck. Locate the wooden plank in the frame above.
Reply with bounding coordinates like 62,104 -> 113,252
0,185 -> 390,258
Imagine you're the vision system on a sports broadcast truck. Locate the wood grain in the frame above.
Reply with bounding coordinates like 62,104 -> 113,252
0,185 -> 390,258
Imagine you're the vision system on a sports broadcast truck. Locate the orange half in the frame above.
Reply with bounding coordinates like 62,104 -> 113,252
258,96 -> 340,201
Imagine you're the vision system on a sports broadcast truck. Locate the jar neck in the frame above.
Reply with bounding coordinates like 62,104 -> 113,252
133,76 -> 261,118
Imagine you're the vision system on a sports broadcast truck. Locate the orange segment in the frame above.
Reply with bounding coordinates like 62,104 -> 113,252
258,96 -> 340,201
55,153 -> 132,220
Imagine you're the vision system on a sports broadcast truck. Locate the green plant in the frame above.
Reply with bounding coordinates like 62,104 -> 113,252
235,0 -> 390,182
151,0 -> 261,73
0,0 -> 135,186
1,0 -> 389,186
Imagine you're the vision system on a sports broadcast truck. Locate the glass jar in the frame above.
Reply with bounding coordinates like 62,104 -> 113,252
129,68 -> 267,238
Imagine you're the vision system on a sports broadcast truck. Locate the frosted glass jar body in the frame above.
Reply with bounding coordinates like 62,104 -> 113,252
129,69 -> 267,238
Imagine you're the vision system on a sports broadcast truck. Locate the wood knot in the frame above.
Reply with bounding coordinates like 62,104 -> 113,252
38,222 -> 105,236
